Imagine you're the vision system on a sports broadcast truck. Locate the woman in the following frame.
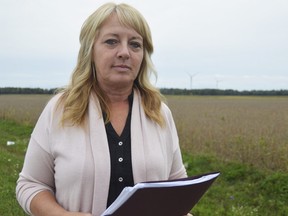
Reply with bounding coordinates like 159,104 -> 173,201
16,3 -> 188,216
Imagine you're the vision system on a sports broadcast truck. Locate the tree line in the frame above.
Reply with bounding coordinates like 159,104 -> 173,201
0,87 -> 288,96
160,88 -> 288,96
0,87 -> 57,94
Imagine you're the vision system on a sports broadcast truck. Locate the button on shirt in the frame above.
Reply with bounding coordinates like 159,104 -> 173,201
105,93 -> 134,208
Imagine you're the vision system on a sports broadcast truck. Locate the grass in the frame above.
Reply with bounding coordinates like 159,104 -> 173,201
1,94 -> 288,215
0,120 -> 32,216
183,153 -> 288,215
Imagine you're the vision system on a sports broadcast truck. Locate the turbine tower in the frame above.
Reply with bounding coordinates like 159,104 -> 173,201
187,72 -> 199,89
215,78 -> 222,89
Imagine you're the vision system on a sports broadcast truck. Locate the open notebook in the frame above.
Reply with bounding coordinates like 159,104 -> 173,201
101,172 -> 220,216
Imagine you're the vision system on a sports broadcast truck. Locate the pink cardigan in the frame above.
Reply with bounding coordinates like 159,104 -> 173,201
16,90 -> 187,216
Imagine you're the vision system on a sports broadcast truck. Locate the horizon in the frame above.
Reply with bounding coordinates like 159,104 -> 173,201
1,86 -> 288,92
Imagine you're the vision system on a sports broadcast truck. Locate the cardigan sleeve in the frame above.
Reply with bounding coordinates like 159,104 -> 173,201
16,95 -> 59,215
16,137 -> 56,214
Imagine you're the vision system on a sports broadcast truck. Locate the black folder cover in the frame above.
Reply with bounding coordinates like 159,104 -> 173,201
102,172 -> 220,216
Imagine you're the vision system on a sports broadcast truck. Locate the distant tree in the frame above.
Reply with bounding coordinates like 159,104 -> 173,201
0,87 -> 287,96
160,88 -> 288,96
0,87 -> 57,94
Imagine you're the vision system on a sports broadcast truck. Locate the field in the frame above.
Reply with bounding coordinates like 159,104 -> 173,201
167,95 -> 288,172
1,94 -> 288,215
0,94 -> 51,126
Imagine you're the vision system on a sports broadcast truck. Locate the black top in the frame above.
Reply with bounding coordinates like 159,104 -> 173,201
105,93 -> 134,208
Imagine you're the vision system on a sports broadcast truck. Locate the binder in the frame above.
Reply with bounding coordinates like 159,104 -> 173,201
101,172 -> 220,216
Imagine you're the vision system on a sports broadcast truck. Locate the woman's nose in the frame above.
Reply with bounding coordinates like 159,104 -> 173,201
117,43 -> 130,60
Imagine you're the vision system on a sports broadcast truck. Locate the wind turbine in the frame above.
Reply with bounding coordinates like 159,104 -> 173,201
187,72 -> 199,89
215,78 -> 222,89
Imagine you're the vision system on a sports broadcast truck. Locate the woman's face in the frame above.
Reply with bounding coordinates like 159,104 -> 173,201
93,14 -> 144,91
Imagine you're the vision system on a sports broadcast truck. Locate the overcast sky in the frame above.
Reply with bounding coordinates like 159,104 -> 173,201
1,0 -> 288,90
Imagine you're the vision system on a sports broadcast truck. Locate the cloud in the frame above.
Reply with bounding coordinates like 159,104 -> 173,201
1,0 -> 288,90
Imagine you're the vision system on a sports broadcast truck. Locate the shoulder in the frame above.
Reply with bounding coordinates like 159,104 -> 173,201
160,102 -> 176,128
31,93 -> 64,150
37,93 -> 64,124
160,102 -> 173,119
48,92 -> 64,105
45,92 -> 67,111
161,102 -> 171,113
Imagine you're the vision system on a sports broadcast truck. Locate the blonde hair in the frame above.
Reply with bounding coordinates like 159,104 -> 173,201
58,2 -> 165,126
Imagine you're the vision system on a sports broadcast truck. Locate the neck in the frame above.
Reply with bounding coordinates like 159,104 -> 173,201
101,84 -> 133,104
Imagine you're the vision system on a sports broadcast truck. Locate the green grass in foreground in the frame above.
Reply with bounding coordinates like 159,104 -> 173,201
0,119 -> 287,216
183,153 -> 288,215
0,120 -> 33,216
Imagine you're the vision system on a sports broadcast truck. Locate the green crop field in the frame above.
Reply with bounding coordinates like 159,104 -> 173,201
1,94 -> 288,215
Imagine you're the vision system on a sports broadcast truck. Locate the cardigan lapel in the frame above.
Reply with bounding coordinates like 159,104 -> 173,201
131,90 -> 147,183
88,94 -> 111,215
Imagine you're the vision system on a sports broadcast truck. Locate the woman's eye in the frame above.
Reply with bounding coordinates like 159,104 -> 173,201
130,41 -> 142,49
105,39 -> 118,45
